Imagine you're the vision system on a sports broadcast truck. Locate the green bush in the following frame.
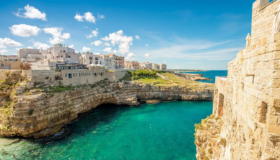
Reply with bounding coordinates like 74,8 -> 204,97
131,69 -> 157,80
28,109 -> 34,115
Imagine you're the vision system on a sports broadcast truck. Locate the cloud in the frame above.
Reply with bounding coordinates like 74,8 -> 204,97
136,37 -> 239,60
101,30 -> 133,55
125,52 -> 136,60
81,46 -> 91,52
104,42 -> 110,46
74,13 -> 83,22
98,14 -> 105,19
87,28 -> 98,38
14,5 -> 46,21
145,53 -> 149,58
0,50 -> 9,54
26,46 -> 33,49
10,24 -> 41,37
69,44 -> 74,48
43,27 -> 70,44
103,47 -> 112,53
91,40 -> 103,46
145,44 -> 149,47
75,12 -> 96,23
84,12 -> 96,23
0,38 -> 22,48
33,41 -> 50,50
95,53 -> 102,55
135,35 -> 140,39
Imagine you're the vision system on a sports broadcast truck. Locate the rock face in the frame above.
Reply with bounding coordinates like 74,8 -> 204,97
195,0 -> 280,159
0,81 -> 213,138
175,73 -> 211,81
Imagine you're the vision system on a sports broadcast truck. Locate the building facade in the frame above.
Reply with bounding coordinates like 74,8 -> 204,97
125,61 -> 140,69
159,63 -> 167,70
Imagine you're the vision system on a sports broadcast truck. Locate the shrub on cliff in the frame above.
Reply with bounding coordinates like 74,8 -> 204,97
131,69 -> 157,80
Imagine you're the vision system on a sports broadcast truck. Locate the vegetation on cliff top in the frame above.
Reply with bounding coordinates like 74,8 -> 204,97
123,69 -> 213,89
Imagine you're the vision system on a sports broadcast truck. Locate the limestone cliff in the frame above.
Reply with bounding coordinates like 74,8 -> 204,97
0,80 -> 213,138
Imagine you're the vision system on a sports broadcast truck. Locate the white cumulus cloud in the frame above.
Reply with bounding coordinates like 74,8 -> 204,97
101,30 -> 133,55
84,12 -> 96,23
69,44 -> 74,48
74,12 -> 97,23
74,13 -> 83,22
104,42 -> 110,46
33,41 -> 50,50
145,44 -> 149,47
125,52 -> 136,60
87,28 -> 98,38
0,50 -> 9,54
135,35 -> 140,39
103,47 -> 112,53
14,4 -> 46,21
10,24 -> 41,37
81,46 -> 91,52
91,40 -> 103,46
43,27 -> 70,44
145,53 -> 149,58
0,38 -> 22,48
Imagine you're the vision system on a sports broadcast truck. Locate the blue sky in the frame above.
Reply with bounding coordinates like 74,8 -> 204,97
0,0 -> 255,70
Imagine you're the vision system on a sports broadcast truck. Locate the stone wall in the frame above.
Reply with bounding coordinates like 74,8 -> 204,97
106,70 -> 128,82
20,68 -> 128,86
252,0 -> 280,44
195,1 -> 280,159
0,81 -> 213,138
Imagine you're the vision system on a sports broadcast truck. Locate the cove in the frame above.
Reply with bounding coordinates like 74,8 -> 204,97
0,101 -> 212,160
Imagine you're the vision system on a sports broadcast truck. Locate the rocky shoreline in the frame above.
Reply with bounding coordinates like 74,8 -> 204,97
0,80 -> 214,138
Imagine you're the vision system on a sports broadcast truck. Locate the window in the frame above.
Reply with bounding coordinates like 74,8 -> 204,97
95,73 -> 97,76
68,74 -> 72,78
65,73 -> 67,77
101,73 -> 103,76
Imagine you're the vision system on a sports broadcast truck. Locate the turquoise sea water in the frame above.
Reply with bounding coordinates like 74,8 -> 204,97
181,70 -> 228,83
0,101 -> 213,160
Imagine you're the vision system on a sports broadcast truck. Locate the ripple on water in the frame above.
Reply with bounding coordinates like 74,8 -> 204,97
0,101 -> 212,160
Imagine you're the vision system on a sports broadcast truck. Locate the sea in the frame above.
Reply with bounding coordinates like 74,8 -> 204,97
180,70 -> 228,83
0,70 -> 227,160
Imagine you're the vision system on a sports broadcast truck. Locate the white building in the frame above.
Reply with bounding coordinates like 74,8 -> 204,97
0,55 -> 20,62
152,63 -> 160,70
17,48 -> 41,59
46,44 -> 80,63
30,44 -> 82,70
159,63 -> 167,70
139,62 -> 152,69
100,54 -> 113,69
81,53 -> 104,67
